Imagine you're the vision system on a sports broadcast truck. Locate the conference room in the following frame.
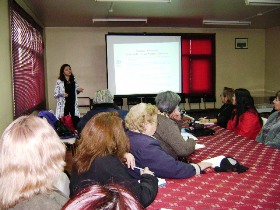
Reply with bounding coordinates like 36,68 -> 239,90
1,0 -> 280,209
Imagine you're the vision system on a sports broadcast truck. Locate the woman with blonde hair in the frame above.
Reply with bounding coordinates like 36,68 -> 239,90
70,112 -> 158,208
126,103 -> 212,180
0,116 -> 67,209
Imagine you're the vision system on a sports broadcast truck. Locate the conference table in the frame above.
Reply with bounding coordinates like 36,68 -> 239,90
148,125 -> 280,209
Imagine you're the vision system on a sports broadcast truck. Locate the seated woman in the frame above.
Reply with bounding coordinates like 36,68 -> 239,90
256,90 -> 280,149
227,88 -> 262,139
199,87 -> 235,128
153,91 -> 196,159
126,103 -> 212,180
62,183 -> 144,210
70,112 -> 158,208
77,89 -> 128,133
0,116 -> 67,209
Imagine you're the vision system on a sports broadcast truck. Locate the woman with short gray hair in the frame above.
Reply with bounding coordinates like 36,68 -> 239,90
154,91 -> 196,160
155,91 -> 181,114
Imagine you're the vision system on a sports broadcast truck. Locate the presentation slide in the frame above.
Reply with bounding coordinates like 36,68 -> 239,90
106,35 -> 181,95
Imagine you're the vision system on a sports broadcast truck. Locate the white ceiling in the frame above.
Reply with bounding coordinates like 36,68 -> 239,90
20,0 -> 280,29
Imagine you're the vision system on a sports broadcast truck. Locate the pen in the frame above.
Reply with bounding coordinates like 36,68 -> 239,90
134,166 -> 144,171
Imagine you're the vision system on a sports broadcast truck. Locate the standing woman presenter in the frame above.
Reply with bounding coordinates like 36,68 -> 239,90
54,64 -> 84,128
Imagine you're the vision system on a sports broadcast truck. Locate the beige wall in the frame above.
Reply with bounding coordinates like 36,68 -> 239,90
0,0 -> 13,134
265,26 -> 280,96
46,27 -> 265,110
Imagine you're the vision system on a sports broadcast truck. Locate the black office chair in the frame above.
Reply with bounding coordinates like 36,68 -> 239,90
142,97 -> 156,105
127,97 -> 142,110
114,97 -> 124,109
203,95 -> 219,117
203,95 -> 216,109
184,96 -> 203,118
269,96 -> 275,104
78,97 -> 91,116
188,96 -> 202,110
178,93 -> 186,110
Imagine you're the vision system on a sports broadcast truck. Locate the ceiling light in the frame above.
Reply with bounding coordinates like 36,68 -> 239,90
203,20 -> 251,26
245,0 -> 280,6
92,18 -> 148,23
95,0 -> 171,2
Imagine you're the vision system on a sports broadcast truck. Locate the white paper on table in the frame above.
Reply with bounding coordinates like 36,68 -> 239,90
195,143 -> 206,150
139,177 -> 166,187
195,120 -> 214,126
181,132 -> 198,140
158,178 -> 166,187
202,155 -> 226,168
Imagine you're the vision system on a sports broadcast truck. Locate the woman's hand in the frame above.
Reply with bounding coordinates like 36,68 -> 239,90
199,118 -> 208,123
141,167 -> 155,176
123,152 -> 135,169
170,109 -> 182,121
64,93 -> 68,97
197,162 -> 213,171
77,87 -> 84,94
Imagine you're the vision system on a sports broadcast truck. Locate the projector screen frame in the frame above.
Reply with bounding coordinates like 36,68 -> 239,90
105,32 -> 216,98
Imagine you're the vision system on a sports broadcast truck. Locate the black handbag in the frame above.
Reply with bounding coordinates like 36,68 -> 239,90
189,127 -> 215,137
54,120 -> 75,139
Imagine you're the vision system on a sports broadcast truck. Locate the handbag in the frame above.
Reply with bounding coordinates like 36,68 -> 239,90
61,114 -> 75,132
54,120 -> 75,139
189,127 -> 215,137
187,123 -> 215,137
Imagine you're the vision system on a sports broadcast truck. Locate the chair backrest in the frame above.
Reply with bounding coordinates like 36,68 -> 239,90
142,97 -> 156,105
127,97 -> 142,109
203,95 -> 216,109
114,97 -> 124,109
78,97 -> 91,115
269,96 -> 275,104
188,96 -> 201,110
78,97 -> 91,107
177,93 -> 186,110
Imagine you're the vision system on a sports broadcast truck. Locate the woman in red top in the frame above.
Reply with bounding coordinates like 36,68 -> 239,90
227,88 -> 262,139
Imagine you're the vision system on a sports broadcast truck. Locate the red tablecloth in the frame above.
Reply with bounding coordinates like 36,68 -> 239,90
148,126 -> 280,209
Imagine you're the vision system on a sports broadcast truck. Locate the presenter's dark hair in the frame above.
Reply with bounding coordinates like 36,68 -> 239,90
62,184 -> 144,210
58,64 -> 75,82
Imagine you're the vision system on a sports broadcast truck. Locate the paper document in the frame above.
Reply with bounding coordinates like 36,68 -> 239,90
195,143 -> 206,150
158,178 -> 166,187
195,121 -> 214,126
202,155 -> 225,168
181,132 -> 198,140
